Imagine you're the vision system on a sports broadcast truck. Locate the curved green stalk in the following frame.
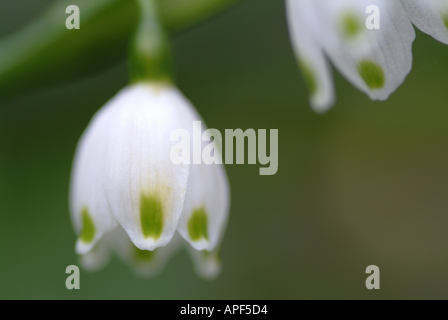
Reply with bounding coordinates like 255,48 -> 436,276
158,0 -> 241,31
0,0 -> 242,102
0,0 -> 138,101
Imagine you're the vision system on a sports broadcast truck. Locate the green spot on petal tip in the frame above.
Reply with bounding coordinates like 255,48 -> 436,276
203,249 -> 221,263
341,12 -> 363,38
357,60 -> 385,90
442,14 -> 448,30
188,207 -> 209,242
79,208 -> 95,244
140,193 -> 164,239
134,246 -> 154,262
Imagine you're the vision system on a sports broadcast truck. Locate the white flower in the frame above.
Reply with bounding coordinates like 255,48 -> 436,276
286,0 -> 448,112
400,0 -> 448,45
69,83 -> 229,278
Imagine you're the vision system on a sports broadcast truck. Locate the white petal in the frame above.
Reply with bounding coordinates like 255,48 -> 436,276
104,84 -> 193,251
177,157 -> 230,251
400,0 -> 448,45
114,226 -> 183,277
70,99 -> 119,255
78,227 -> 117,271
187,244 -> 222,280
286,0 -> 335,112
298,0 -> 415,101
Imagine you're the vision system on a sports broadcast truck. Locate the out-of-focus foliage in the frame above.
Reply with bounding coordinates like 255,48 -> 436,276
0,0 -> 239,101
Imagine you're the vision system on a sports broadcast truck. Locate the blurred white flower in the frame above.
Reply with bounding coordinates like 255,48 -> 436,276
286,0 -> 448,112
70,83 -> 229,279
400,0 -> 448,45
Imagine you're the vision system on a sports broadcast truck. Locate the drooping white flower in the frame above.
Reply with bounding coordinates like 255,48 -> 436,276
286,0 -> 447,112
400,0 -> 448,45
70,83 -> 230,278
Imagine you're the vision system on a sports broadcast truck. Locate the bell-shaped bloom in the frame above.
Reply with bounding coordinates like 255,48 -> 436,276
400,0 -> 448,45
70,83 -> 229,278
286,0 -> 447,112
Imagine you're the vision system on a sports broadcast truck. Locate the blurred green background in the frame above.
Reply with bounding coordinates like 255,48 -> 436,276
1,0 -> 448,299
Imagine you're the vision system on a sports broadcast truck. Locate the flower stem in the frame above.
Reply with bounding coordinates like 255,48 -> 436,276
157,0 -> 241,31
129,0 -> 173,84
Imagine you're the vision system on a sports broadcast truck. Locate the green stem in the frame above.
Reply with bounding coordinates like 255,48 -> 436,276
158,0 -> 241,31
129,0 -> 172,84
0,0 -> 138,101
